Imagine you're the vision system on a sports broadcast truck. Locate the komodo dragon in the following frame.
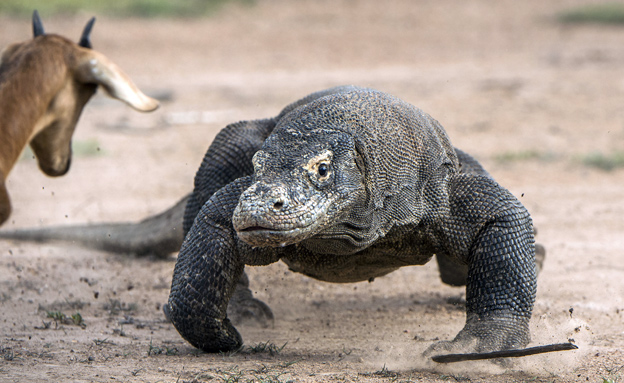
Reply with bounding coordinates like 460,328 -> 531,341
166,85 -> 541,356
1,86 -> 561,359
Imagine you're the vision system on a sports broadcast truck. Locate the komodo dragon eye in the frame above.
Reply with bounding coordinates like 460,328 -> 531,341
304,151 -> 333,185
312,160 -> 331,183
318,163 -> 329,177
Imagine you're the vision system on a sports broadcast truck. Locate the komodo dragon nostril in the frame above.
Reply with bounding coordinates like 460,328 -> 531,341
273,200 -> 284,210
267,185 -> 287,211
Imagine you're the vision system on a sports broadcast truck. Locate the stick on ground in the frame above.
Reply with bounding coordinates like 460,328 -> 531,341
431,343 -> 578,363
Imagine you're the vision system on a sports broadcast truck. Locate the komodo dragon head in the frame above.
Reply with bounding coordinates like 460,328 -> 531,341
232,88 -> 458,250
232,116 -> 366,248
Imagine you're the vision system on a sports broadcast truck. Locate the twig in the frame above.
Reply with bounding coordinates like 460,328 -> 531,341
431,342 -> 578,363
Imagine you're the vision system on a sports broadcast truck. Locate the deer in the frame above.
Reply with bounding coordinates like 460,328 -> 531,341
0,11 -> 159,226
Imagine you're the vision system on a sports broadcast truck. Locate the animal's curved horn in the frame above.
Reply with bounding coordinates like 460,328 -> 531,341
78,17 -> 96,49
32,10 -> 45,37
76,50 -> 159,112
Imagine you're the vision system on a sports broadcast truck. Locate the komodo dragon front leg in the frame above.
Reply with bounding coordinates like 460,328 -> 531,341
167,176 -> 280,352
179,119 -> 278,327
427,173 -> 537,354
436,148 -> 545,287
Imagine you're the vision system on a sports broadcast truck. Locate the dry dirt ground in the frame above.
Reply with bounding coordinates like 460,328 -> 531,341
1,1 -> 623,382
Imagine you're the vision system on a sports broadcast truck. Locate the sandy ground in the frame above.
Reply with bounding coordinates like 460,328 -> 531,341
1,1 -> 623,382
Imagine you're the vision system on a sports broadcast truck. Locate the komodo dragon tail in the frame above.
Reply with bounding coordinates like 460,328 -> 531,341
0,194 -> 188,257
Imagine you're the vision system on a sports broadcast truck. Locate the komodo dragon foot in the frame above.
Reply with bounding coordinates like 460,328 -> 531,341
423,312 -> 531,358
163,272 -> 273,329
227,272 -> 274,327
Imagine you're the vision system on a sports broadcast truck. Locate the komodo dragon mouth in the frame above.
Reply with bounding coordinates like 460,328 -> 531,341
238,225 -> 273,232
236,225 -> 306,246
237,225 -> 303,234
233,190 -> 334,248
235,224 -> 317,247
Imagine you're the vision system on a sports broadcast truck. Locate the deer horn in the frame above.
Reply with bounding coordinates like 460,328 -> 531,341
78,17 -> 96,49
32,10 -> 45,37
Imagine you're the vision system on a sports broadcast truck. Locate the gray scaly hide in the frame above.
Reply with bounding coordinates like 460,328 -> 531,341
167,87 -> 537,356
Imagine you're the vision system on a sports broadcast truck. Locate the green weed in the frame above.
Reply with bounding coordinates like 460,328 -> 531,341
493,149 -> 555,164
245,341 -> 287,356
558,2 -> 624,25
359,364 -> 400,380
103,299 -> 137,315
147,339 -> 179,356
601,364 -> 623,383
45,310 -> 87,328
71,312 -> 86,327
374,364 -> 399,379
580,151 -> 624,171
0,0 -> 253,18
93,338 -> 115,346
46,310 -> 66,322
1,347 -> 16,361
198,365 -> 292,383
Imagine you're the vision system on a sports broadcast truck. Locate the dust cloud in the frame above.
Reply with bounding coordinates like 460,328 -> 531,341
361,315 -> 591,378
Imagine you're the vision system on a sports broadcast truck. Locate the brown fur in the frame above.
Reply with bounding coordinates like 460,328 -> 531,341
0,18 -> 158,226
0,172 -> 10,224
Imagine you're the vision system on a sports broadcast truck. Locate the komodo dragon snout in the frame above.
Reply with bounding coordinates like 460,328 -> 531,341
232,128 -> 365,247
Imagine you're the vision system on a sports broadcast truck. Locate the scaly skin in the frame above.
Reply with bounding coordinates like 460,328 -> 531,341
0,195 -> 188,257
167,86 -> 538,355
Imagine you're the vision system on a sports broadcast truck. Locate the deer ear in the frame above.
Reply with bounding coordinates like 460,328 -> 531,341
32,10 -> 45,37
76,50 -> 159,112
